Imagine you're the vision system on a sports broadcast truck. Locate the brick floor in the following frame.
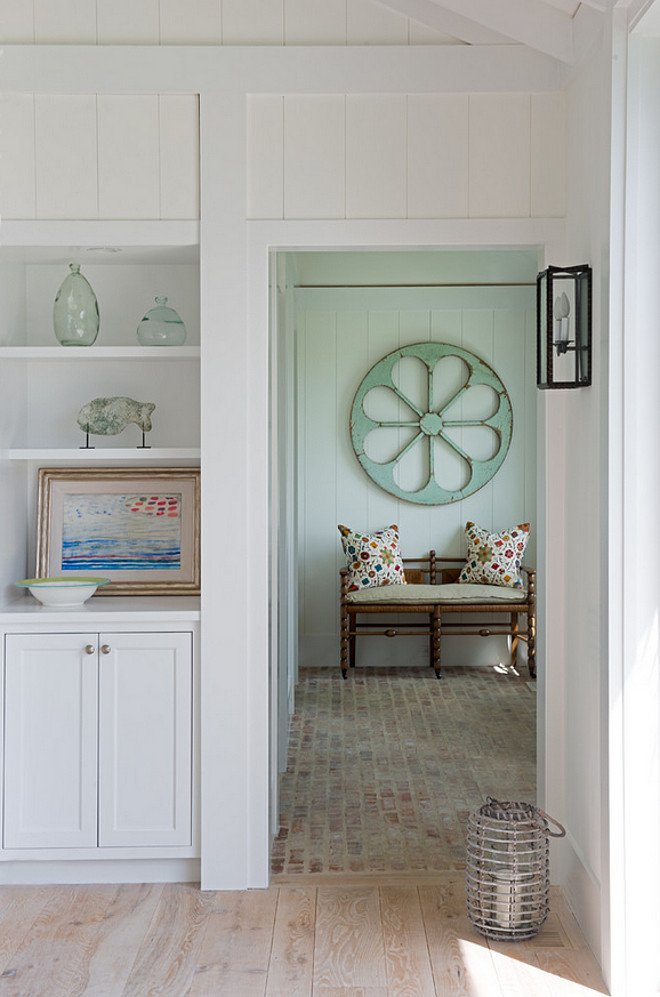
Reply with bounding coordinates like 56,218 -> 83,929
272,665 -> 536,875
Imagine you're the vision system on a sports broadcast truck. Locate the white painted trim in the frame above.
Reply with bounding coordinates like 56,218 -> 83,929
0,859 -> 199,885
248,215 -> 565,889
0,44 -> 565,95
0,220 -> 199,249
605,12 -> 629,994
249,218 -> 566,252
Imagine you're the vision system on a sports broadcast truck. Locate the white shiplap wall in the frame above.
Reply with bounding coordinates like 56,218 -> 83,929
0,0 -> 456,46
295,281 -> 537,669
248,92 -> 566,220
1,89 -> 565,224
0,94 -> 199,220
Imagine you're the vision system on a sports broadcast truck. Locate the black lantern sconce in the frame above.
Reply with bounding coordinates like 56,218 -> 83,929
536,264 -> 592,389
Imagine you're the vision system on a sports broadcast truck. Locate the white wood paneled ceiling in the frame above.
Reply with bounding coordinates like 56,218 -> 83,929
376,0 -> 651,64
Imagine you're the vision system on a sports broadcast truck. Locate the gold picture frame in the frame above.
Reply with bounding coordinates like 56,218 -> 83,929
36,467 -> 200,595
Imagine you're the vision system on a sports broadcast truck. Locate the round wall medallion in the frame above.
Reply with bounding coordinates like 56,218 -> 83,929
350,342 -> 513,505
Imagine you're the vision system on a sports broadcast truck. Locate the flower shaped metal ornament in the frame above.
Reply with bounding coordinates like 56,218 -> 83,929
350,342 -> 513,505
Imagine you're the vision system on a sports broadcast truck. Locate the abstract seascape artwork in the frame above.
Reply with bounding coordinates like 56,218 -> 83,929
61,493 -> 183,572
36,468 -> 200,595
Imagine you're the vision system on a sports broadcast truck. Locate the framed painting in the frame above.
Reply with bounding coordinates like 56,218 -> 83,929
36,467 -> 200,595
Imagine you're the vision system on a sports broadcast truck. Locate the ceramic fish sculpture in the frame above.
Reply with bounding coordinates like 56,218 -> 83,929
77,396 -> 156,436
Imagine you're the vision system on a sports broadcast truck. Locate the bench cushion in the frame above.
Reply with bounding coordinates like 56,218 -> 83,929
346,582 -> 527,605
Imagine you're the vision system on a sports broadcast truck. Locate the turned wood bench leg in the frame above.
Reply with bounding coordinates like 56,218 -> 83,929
511,611 -> 519,671
340,599 -> 349,679
428,613 -> 434,669
432,607 -> 441,679
349,612 -> 356,669
528,609 -> 536,679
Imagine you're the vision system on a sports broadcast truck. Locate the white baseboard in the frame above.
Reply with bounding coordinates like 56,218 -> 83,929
0,858 -> 200,885
553,830 -> 602,967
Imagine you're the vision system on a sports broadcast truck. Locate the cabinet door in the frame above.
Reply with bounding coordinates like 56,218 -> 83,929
4,634 -> 98,849
98,632 -> 192,847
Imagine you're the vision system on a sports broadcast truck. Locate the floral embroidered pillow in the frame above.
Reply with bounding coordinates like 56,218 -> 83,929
459,521 -> 530,589
338,523 -> 407,592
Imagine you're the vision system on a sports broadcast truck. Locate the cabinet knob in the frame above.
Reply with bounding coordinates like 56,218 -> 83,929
84,644 -> 95,655
100,644 -> 111,655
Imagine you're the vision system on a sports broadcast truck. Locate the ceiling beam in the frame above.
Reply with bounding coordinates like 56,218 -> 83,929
377,0 -> 575,62
371,0 -> 513,45
0,43 -> 565,96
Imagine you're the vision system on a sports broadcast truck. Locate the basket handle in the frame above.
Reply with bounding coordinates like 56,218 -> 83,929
536,808 -> 566,838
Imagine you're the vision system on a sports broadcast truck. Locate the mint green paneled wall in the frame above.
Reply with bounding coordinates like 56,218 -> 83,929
291,250 -> 538,669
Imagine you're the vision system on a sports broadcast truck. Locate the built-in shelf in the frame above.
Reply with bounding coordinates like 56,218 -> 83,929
0,594 -> 201,623
0,221 -> 200,264
7,448 -> 201,462
0,347 -> 200,360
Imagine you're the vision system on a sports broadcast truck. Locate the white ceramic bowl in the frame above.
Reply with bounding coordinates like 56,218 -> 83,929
16,576 -> 111,607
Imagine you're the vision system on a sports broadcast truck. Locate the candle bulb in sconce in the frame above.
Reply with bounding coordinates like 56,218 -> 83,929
554,291 -> 571,352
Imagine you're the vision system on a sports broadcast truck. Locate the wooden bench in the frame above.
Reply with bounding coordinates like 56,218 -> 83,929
340,551 -> 536,680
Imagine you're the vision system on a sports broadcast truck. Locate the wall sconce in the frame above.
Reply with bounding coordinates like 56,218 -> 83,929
536,264 -> 592,389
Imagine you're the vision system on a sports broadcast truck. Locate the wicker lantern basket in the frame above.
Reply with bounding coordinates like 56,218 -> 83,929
466,797 -> 566,942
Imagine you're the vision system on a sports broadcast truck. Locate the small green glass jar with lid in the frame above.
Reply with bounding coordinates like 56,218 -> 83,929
137,297 -> 187,346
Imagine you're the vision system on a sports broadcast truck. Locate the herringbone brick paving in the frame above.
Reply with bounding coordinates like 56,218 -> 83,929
272,664 -> 536,875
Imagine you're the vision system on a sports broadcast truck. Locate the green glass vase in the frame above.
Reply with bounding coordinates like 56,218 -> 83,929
53,263 -> 100,346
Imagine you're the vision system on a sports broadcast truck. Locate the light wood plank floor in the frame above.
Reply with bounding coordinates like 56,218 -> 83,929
0,876 -> 608,996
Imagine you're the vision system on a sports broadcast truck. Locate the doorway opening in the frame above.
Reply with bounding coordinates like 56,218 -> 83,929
269,247 -> 541,878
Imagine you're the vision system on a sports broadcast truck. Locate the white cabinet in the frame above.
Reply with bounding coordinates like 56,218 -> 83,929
4,633 -> 99,849
3,630 -> 193,852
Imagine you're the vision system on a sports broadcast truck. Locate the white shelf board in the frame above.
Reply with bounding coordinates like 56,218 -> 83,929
7,448 -> 201,462
0,347 -> 200,360
0,594 -> 201,624
0,221 -> 199,264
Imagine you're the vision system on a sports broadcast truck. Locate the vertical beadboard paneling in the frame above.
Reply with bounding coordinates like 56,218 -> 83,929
159,95 -> 200,219
222,0 -> 284,44
407,95 -> 469,219
469,94 -> 531,218
296,281 -> 537,668
456,307 -> 495,529
365,310 -> 402,537
492,307 -> 527,530
531,92 -> 566,218
261,90 -> 566,222
34,0 -> 96,43
284,0 -> 346,45
336,308 -> 370,596
160,0 -> 222,44
347,0 -> 408,44
301,311 -> 338,637
0,94 -> 36,219
35,95 -> 98,219
395,309 -> 431,552
284,96 -> 345,219
346,96 -> 407,219
98,95 -> 160,219
247,96 -> 284,220
0,4 -> 34,42
431,308 -> 464,553
97,0 -> 159,44
336,309 -> 371,502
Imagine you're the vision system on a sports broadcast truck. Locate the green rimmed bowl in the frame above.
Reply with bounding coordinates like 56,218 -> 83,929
16,577 -> 111,607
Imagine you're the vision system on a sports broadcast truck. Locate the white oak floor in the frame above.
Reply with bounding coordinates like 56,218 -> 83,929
0,875 -> 608,996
